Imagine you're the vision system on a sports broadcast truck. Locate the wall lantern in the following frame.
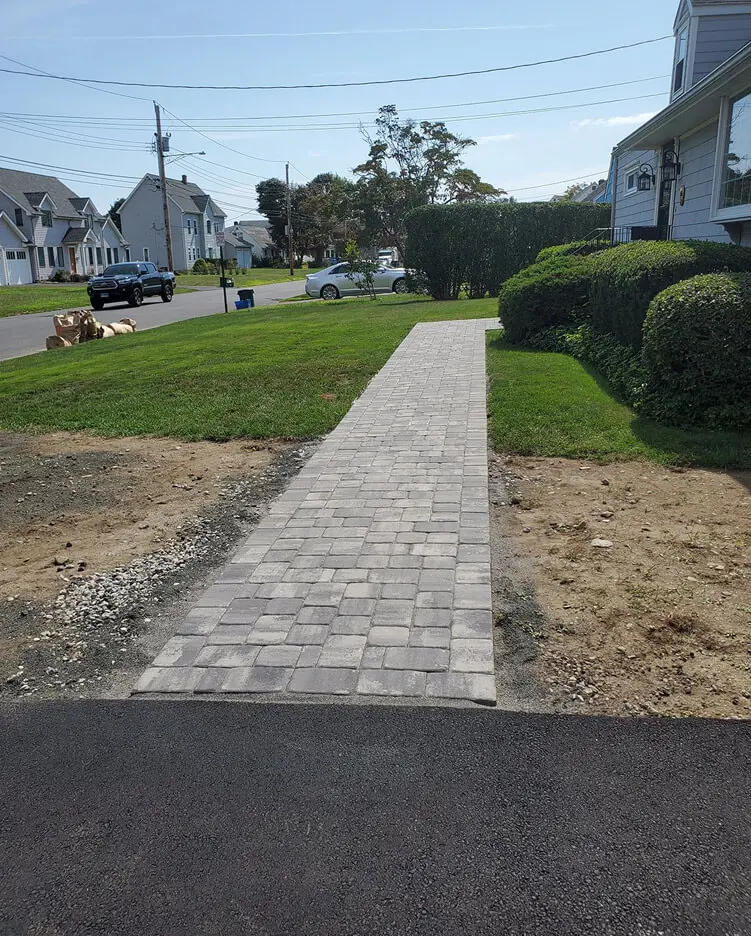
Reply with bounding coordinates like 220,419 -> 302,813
661,148 -> 682,183
637,163 -> 656,192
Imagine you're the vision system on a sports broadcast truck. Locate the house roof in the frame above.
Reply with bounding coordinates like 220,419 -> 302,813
140,174 -> 227,218
0,168 -> 98,217
614,41 -> 751,154
230,221 -> 274,249
62,227 -> 97,245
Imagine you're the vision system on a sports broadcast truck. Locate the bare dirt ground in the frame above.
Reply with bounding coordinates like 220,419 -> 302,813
490,454 -> 751,719
0,432 -> 311,698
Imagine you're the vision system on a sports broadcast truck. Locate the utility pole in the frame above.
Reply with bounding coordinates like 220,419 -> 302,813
286,161 -> 294,278
154,102 -> 174,272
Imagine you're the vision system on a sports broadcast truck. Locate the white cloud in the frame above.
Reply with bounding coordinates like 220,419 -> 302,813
476,133 -> 517,146
572,112 -> 657,129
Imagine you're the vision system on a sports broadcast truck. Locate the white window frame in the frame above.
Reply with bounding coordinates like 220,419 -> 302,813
673,22 -> 690,97
48,246 -> 55,268
623,163 -> 639,197
37,246 -> 46,267
41,210 -> 53,227
711,92 -> 751,222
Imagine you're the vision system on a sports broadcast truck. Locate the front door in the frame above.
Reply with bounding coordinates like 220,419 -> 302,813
657,180 -> 672,241
68,247 -> 77,275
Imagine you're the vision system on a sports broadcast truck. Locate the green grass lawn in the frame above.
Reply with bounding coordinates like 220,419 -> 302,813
176,269 -> 310,288
0,295 -> 496,440
486,335 -> 751,469
0,284 -> 192,318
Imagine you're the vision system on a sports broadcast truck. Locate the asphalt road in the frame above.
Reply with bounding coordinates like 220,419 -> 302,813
0,280 -> 304,362
1,702 -> 748,936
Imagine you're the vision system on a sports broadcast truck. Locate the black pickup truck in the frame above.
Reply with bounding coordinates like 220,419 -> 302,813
87,262 -> 176,311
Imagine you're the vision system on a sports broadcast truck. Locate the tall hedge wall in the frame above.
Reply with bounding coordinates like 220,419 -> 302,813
404,202 -> 610,300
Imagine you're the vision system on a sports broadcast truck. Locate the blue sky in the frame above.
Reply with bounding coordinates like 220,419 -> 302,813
2,0 -> 680,221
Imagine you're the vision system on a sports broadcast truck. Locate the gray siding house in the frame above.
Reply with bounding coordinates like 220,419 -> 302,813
611,0 -> 751,245
118,174 -> 226,271
222,221 -> 279,267
0,168 -> 129,284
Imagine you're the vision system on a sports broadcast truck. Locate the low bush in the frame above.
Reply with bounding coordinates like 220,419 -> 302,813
498,255 -> 595,343
192,258 -> 209,274
535,240 -> 609,263
642,273 -> 751,429
589,240 -> 751,349
50,269 -> 70,283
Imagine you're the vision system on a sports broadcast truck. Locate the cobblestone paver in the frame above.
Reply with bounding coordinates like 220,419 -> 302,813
135,319 -> 498,704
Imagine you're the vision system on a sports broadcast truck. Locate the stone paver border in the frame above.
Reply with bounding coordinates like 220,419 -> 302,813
135,319 -> 498,704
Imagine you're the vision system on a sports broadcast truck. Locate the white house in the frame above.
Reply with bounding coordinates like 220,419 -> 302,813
221,221 -> 280,268
0,168 -> 129,284
118,173 -> 227,271
611,0 -> 751,245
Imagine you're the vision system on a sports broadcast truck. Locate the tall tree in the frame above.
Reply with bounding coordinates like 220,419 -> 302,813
353,105 -> 504,256
108,198 -> 125,232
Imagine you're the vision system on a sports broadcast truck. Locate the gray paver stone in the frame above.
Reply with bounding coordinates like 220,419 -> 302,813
383,647 -> 449,672
288,668 -> 357,695
223,666 -> 294,693
357,669 -> 427,697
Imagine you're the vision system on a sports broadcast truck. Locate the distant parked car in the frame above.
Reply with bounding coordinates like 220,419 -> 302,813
87,262 -> 176,311
305,262 -> 409,300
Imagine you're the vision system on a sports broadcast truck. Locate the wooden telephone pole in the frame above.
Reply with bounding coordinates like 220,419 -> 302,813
154,102 -> 174,272
286,161 -> 294,278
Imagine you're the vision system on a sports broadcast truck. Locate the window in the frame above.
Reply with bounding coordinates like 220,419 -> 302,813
37,246 -> 45,267
87,246 -> 94,265
674,25 -> 688,94
18,250 -> 26,259
85,214 -> 94,230
14,208 -> 23,227
624,166 -> 638,195
96,246 -> 103,266
143,248 -> 149,261
722,90 -> 751,208
106,247 -> 112,265
57,246 -> 64,267
207,220 -> 212,234
48,246 -> 55,267
6,251 -> 15,260
123,248 -> 128,261
41,210 -> 53,227
208,247 -> 214,259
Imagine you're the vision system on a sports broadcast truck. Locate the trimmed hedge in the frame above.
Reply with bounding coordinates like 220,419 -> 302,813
498,255 -> 595,344
589,240 -> 751,349
642,273 -> 751,428
405,201 -> 610,300
535,240 -> 609,263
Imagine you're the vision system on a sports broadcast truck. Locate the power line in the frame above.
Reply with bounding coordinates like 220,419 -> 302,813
0,52 -> 150,102
505,172 -> 608,193
0,36 -> 671,91
160,105 -> 286,166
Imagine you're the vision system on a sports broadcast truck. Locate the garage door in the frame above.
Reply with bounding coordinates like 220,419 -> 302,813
1,248 -> 33,285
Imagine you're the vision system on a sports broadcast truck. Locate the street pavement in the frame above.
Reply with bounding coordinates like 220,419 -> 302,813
136,320 -> 499,704
0,701 -> 748,936
0,279 -> 304,362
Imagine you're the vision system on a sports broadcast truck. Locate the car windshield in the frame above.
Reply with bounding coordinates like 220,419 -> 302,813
103,264 -> 139,276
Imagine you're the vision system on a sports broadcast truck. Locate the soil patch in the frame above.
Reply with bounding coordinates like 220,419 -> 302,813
0,432 -> 313,698
490,454 -> 751,719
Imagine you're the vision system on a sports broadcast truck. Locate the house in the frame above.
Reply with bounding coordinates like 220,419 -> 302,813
118,174 -> 226,271
611,0 -> 751,245
0,167 -> 129,284
222,221 -> 280,267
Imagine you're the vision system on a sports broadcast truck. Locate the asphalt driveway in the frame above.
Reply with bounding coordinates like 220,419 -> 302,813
0,702 -> 748,936
0,280 -> 304,362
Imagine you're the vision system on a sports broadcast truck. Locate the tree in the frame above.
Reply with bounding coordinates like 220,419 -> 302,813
353,105 -> 504,256
108,198 -> 125,232
343,239 -> 379,299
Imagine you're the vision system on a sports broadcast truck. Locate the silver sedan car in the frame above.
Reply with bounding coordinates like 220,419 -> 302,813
305,262 -> 409,300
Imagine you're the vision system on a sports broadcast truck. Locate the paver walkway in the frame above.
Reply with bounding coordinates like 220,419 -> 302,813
135,319 -> 499,704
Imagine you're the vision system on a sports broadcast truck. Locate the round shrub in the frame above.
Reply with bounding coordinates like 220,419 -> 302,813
589,239 -> 751,349
535,240 -> 609,263
192,258 -> 209,274
642,272 -> 751,428
498,255 -> 595,344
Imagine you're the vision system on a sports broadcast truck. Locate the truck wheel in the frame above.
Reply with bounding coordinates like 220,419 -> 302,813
161,283 -> 174,303
90,297 -> 104,312
128,286 -> 143,308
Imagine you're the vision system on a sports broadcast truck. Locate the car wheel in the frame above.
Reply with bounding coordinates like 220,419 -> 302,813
161,283 -> 174,303
128,286 -> 143,308
321,284 -> 339,300
392,278 -> 408,294
90,297 -> 104,312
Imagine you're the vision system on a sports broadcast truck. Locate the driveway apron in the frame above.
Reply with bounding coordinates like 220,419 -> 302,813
135,319 -> 499,704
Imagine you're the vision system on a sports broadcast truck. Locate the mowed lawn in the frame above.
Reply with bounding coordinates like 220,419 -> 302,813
175,268 -> 310,288
486,334 -> 751,469
0,295 -> 497,439
0,284 -> 192,318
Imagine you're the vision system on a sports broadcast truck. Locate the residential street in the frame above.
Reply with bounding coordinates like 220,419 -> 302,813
0,701 -> 748,936
0,280 -> 304,362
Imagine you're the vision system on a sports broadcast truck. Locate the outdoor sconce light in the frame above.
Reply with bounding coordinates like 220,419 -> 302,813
661,148 -> 682,183
637,163 -> 656,192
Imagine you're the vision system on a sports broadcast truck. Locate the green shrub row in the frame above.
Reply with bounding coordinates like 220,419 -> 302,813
534,240 -> 608,263
404,202 -> 610,300
589,240 -> 751,348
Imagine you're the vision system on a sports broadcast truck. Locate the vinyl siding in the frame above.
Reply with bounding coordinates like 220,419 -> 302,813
672,121 -> 730,241
120,181 -> 172,269
692,14 -> 751,84
613,149 -> 659,230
